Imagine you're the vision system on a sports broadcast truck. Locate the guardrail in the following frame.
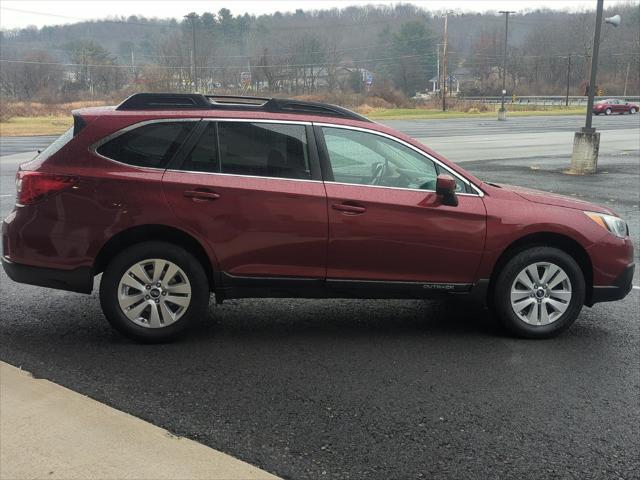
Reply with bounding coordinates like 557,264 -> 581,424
461,96 -> 640,106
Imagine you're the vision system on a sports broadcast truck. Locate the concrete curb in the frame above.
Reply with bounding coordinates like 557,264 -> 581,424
0,362 -> 280,480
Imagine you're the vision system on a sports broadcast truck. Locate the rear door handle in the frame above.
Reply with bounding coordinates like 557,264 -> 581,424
183,189 -> 220,201
332,203 -> 366,215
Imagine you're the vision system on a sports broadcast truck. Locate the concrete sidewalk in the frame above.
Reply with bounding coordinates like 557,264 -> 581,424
0,362 -> 280,480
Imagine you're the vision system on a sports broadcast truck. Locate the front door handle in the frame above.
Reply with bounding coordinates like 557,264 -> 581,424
183,189 -> 220,201
332,202 -> 366,215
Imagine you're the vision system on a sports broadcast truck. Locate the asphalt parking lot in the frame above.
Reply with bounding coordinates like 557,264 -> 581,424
1,114 -> 639,479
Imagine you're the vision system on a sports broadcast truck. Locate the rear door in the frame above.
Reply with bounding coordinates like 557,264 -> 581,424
162,120 -> 328,280
316,124 -> 486,286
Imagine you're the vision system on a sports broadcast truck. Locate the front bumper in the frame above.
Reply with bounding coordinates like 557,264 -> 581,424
588,263 -> 635,306
1,256 -> 93,294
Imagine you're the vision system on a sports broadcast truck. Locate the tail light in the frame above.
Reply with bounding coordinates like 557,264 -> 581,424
16,171 -> 78,206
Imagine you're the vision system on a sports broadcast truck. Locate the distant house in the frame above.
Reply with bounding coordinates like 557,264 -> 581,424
429,67 -> 480,94
428,74 -> 459,94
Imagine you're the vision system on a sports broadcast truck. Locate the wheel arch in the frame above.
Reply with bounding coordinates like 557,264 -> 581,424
487,232 -> 593,306
93,224 -> 215,290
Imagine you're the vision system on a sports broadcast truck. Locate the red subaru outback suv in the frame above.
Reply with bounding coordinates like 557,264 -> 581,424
2,93 -> 634,341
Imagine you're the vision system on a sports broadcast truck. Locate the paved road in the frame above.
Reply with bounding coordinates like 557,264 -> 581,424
385,114 -> 640,163
384,113 -> 639,138
0,135 -> 58,157
1,117 -> 639,479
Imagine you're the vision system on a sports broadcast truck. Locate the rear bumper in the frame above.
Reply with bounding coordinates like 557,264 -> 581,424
1,256 -> 93,294
588,263 -> 635,306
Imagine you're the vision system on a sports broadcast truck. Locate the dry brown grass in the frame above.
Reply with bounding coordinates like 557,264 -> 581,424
0,116 -> 73,136
0,100 -> 111,121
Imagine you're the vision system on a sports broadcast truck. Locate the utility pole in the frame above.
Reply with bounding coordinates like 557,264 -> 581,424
436,43 -> 440,95
184,13 -> 199,92
565,54 -> 572,107
441,14 -> 448,112
498,10 -> 515,120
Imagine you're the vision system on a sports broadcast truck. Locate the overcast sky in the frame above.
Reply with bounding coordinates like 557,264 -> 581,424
0,0 -> 624,29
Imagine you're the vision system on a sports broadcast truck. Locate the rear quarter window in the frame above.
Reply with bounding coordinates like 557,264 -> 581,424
96,121 -> 195,168
37,127 -> 74,161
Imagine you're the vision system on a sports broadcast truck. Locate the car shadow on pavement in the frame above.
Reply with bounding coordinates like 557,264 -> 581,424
184,297 -> 505,341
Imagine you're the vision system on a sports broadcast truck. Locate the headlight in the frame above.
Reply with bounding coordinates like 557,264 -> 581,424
585,211 -> 629,238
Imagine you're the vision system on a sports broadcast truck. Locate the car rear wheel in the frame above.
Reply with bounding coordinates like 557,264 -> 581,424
630,107 -> 638,114
100,241 -> 209,342
493,247 -> 585,338
605,108 -> 612,115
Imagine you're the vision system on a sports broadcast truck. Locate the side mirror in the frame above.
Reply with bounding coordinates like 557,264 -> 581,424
436,174 -> 458,206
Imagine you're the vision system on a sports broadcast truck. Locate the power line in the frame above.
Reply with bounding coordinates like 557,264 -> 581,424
2,50 -> 635,71
0,52 -> 440,70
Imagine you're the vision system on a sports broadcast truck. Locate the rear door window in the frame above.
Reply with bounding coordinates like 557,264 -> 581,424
97,121 -> 195,168
217,122 -> 311,180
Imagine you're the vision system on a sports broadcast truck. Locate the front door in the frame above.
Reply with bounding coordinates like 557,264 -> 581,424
317,125 -> 486,285
163,120 -> 327,280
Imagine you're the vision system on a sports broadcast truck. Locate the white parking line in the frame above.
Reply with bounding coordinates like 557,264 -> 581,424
0,194 -> 14,197
633,286 -> 640,290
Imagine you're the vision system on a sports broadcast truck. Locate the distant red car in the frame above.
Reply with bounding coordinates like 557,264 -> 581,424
593,98 -> 639,115
1,93 -> 635,341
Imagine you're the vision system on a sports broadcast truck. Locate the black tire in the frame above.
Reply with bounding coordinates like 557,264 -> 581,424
99,241 -> 210,342
630,107 -> 638,114
605,108 -> 612,115
493,247 -> 585,339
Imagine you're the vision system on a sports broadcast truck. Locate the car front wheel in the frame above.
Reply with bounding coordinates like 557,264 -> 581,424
605,108 -> 612,115
99,241 -> 210,342
493,247 -> 585,339
630,107 -> 638,114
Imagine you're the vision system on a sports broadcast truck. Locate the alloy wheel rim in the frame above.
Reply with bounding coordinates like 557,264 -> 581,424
510,262 -> 572,326
117,259 -> 191,329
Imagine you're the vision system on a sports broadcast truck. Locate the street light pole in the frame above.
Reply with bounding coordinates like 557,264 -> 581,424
498,11 -> 515,120
570,0 -> 620,174
184,13 -> 199,92
583,0 -> 604,132
623,62 -> 630,96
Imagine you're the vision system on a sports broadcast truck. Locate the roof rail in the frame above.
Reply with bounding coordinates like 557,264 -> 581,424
263,98 -> 370,122
207,95 -> 271,105
116,93 -> 212,110
116,93 -> 370,122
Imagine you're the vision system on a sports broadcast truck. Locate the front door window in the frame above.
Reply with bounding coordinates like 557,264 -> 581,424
321,127 -> 466,192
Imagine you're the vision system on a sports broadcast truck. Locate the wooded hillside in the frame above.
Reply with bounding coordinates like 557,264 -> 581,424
1,2 -> 638,103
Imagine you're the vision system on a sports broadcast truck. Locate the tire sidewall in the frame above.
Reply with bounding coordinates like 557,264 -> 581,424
100,241 -> 209,342
494,247 -> 585,338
